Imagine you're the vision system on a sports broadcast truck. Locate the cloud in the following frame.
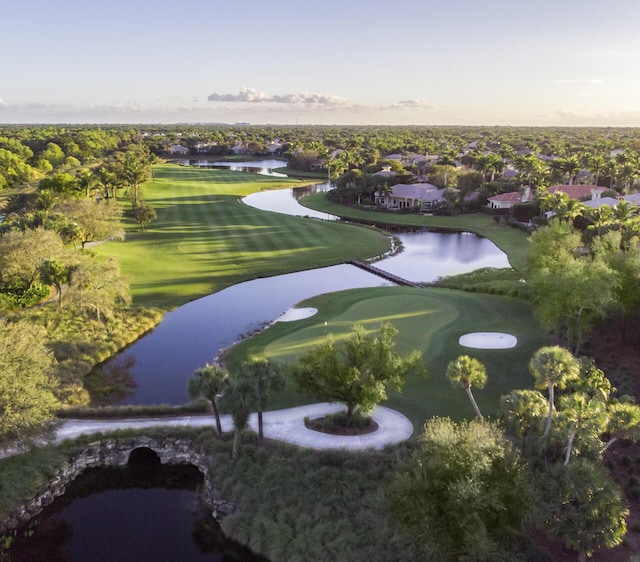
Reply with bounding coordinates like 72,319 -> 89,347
208,88 -> 434,112
208,87 -> 353,107
553,79 -> 605,84
388,99 -> 434,110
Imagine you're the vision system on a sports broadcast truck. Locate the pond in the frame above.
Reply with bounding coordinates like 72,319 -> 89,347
8,460 -> 267,561
98,160 -> 509,406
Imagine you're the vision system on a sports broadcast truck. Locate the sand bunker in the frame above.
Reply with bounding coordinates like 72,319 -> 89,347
275,307 -> 318,322
459,332 -> 517,349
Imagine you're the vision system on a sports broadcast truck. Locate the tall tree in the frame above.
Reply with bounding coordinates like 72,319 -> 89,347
66,255 -> 131,321
529,346 -> 580,440
220,372 -> 258,459
239,357 -> 285,441
389,417 -> 532,562
445,355 -> 488,418
188,364 -> 228,438
541,459 -> 628,562
292,323 -> 424,426
0,320 -> 59,440
60,198 -> 123,248
0,228 -> 65,288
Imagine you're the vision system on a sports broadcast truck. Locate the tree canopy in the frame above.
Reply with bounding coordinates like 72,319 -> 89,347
389,417 -> 532,562
0,320 -> 59,441
291,323 -> 425,425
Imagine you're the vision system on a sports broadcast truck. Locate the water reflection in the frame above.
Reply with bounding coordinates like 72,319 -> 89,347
100,160 -> 509,406
178,159 -> 288,177
8,464 -> 266,562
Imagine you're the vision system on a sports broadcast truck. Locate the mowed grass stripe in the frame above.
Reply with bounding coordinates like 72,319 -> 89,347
98,165 -> 390,310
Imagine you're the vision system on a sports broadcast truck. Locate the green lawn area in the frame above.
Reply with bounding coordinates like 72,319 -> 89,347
95,165 -> 390,310
225,286 -> 548,427
299,193 -> 531,272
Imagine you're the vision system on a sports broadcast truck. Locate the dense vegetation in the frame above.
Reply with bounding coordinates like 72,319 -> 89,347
3,124 -> 640,560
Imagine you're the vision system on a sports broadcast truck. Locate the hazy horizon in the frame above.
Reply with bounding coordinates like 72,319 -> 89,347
3,0 -> 640,127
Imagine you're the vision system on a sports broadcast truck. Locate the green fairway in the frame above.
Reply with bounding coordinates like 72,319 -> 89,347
96,165 -> 390,310
225,286 -> 548,427
299,193 -> 531,272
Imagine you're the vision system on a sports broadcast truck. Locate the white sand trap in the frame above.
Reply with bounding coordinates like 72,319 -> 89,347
275,307 -> 318,322
459,332 -> 517,349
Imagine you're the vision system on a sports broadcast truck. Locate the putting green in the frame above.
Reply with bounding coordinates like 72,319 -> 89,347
226,286 -> 548,427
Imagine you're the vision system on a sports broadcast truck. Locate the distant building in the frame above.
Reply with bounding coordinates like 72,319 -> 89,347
547,184 -> 603,201
168,144 -> 189,155
375,182 -> 453,210
487,187 -> 533,209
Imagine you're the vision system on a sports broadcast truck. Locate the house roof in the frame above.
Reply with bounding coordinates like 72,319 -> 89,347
488,190 -> 533,203
582,197 -> 620,209
547,185 -> 602,200
389,183 -> 439,199
620,193 -> 640,206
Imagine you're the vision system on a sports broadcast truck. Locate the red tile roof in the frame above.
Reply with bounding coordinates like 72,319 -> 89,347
488,191 -> 533,203
548,185 -> 602,200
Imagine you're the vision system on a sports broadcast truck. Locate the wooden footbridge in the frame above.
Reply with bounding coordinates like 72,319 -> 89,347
349,260 -> 424,288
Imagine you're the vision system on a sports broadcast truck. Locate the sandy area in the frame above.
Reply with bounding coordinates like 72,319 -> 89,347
459,332 -> 517,349
275,307 -> 318,322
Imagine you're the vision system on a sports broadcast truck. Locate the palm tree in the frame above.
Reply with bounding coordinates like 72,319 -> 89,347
585,205 -> 615,237
603,400 -> 640,451
220,373 -> 258,459
78,170 -> 98,198
437,146 -> 458,188
487,153 -> 504,182
446,355 -> 488,418
612,198 -> 639,223
499,389 -> 547,454
240,357 -> 285,441
558,393 -> 607,465
560,155 -> 581,185
529,346 -> 580,440
585,153 -> 606,187
188,364 -> 228,438
514,154 -> 546,191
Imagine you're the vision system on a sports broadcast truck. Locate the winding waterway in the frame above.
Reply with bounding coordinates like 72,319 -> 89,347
13,160 -> 511,560
102,160 -> 509,405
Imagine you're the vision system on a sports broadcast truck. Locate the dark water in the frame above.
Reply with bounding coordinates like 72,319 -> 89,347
7,459 -> 267,562
117,265 -> 391,405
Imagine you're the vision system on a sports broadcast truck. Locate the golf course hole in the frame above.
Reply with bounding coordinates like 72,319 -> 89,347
459,332 -> 517,349
275,307 -> 318,322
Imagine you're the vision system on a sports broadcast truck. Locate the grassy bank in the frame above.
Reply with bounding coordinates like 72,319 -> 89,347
96,165 -> 390,311
225,286 -> 548,427
299,193 -> 531,272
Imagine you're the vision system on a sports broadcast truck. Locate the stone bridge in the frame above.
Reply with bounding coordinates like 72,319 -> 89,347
0,435 -> 233,535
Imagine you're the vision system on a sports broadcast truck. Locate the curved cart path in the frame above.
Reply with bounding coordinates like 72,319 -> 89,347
54,403 -> 413,451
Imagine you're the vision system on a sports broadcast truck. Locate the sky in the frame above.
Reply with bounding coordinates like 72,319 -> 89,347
2,0 -> 640,126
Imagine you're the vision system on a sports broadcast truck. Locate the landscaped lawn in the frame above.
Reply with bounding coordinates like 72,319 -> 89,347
224,286 -> 548,427
95,165 -> 390,310
298,193 -> 531,272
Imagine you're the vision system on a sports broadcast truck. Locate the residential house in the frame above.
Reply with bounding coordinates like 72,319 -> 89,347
231,143 -> 246,155
487,187 -> 534,209
267,142 -> 283,155
582,196 -> 620,210
168,144 -> 189,156
547,184 -> 603,201
375,182 -> 454,210
373,165 -> 397,178
620,193 -> 640,207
